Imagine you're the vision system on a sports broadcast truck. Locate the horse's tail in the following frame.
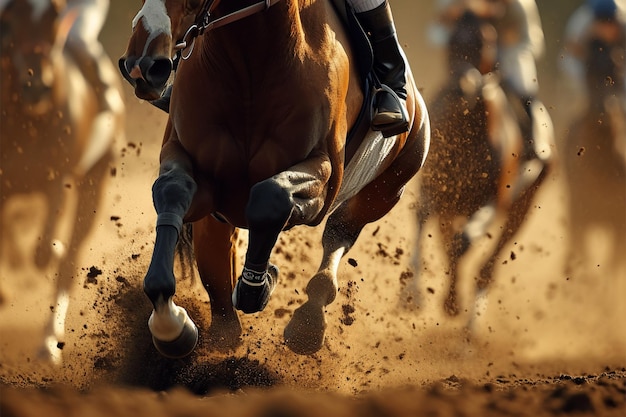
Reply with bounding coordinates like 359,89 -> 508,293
176,223 -> 197,284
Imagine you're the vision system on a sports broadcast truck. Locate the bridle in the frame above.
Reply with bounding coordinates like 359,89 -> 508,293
173,0 -> 282,61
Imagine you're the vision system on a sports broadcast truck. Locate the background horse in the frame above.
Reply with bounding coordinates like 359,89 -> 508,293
411,11 -> 554,322
119,0 -> 429,357
562,26 -> 626,275
0,0 -> 125,364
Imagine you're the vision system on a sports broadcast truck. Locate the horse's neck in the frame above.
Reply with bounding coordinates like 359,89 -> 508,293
210,0 -> 319,57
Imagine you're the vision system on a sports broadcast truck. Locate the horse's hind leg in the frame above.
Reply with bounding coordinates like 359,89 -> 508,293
284,141 -> 423,354
441,221 -> 469,317
144,142 -> 199,358
476,169 -> 547,314
283,210 -> 355,355
193,215 -> 241,351
422,199 -> 495,318
402,206 -> 430,310
34,181 -> 65,269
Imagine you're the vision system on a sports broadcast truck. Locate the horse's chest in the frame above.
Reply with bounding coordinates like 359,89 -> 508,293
1,112 -> 76,189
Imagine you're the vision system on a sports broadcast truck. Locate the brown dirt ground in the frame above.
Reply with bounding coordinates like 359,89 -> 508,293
1,1 -> 625,416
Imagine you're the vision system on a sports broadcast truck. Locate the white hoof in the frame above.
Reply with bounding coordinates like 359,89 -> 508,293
148,298 -> 198,358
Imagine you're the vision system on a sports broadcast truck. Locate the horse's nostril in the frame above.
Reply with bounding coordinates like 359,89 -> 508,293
145,58 -> 173,88
118,57 -> 136,86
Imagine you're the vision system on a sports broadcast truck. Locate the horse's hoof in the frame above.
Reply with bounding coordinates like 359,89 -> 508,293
232,264 -> 278,314
207,311 -> 243,352
283,301 -> 326,355
38,336 -> 63,366
152,319 -> 198,359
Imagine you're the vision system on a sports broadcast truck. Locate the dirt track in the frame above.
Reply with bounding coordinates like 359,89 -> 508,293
1,0 -> 625,416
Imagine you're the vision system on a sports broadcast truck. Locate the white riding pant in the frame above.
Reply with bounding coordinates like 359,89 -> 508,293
66,0 -> 109,55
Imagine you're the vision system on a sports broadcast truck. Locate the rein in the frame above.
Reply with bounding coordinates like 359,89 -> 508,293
174,0 -> 282,60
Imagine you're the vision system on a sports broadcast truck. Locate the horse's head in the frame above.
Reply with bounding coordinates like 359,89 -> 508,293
118,0 -> 207,101
0,0 -> 74,115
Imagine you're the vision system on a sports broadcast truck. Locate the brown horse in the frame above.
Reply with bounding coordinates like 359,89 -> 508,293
563,25 -> 626,275
0,0 -> 125,364
119,0 -> 429,356
411,11 -> 554,321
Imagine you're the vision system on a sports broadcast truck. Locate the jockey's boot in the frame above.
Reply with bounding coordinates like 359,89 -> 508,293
516,94 -> 554,193
355,0 -> 409,137
520,95 -> 553,163
519,95 -> 535,160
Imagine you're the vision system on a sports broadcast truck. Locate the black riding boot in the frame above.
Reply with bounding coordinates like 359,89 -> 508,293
356,1 -> 409,137
519,95 -> 537,160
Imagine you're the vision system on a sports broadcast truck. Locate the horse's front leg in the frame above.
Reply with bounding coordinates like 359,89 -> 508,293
232,156 -> 333,315
193,215 -> 242,351
144,139 -> 199,358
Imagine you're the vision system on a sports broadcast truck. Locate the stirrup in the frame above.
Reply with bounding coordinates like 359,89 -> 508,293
370,84 -> 409,137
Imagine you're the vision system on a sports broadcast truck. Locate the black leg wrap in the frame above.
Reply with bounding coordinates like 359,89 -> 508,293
232,264 -> 279,314
156,212 -> 183,235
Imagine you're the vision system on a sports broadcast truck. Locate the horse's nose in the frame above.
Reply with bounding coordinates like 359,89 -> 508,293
119,56 -> 172,89
118,56 -> 137,87
142,57 -> 173,88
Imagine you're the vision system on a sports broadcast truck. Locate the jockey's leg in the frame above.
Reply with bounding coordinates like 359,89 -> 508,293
524,95 -> 555,162
519,94 -> 537,159
64,0 -> 120,117
65,18 -> 125,174
66,38 -> 124,175
353,0 -> 409,136
499,45 -> 553,164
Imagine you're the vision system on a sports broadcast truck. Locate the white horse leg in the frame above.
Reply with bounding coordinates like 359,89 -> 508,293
40,289 -> 70,366
284,242 -> 344,355
463,203 -> 497,242
38,177 -> 78,366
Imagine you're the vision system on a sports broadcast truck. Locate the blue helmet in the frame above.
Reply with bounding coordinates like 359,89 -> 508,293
588,0 -> 618,19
